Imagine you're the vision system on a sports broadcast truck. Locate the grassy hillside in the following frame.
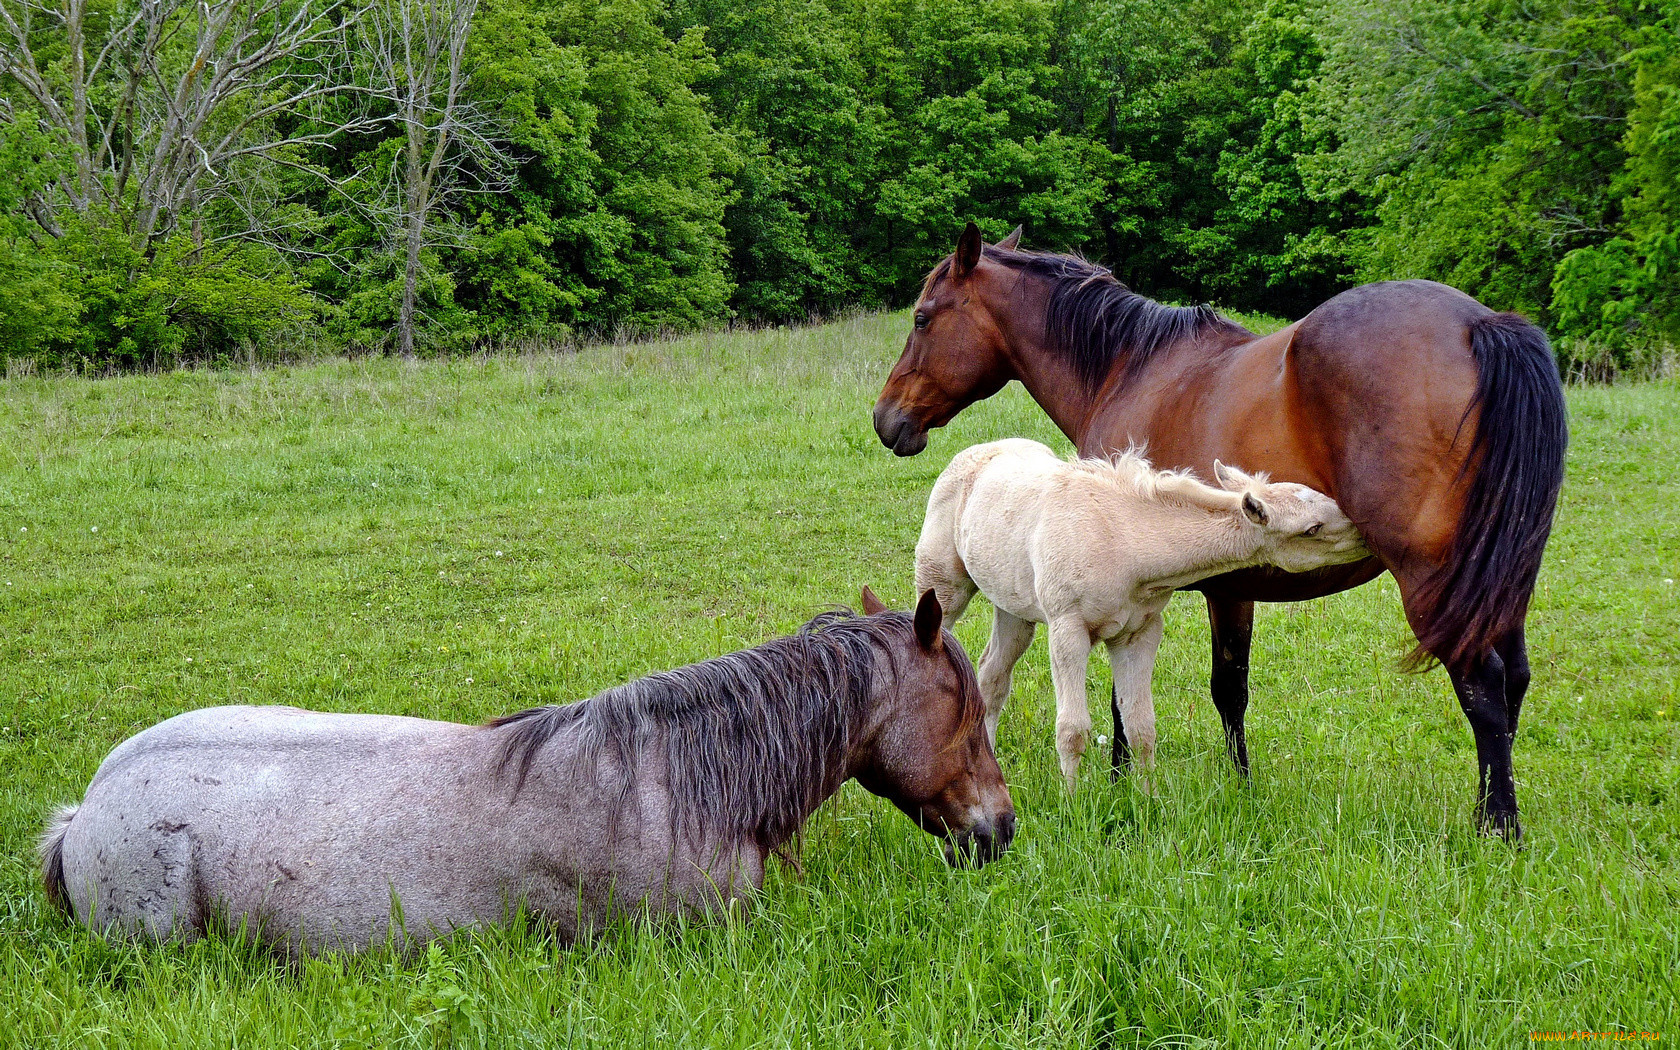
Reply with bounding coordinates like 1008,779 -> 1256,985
1,311 -> 1675,1047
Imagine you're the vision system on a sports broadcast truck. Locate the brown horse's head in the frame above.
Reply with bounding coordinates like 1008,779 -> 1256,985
872,223 -> 1023,456
853,586 -> 1016,866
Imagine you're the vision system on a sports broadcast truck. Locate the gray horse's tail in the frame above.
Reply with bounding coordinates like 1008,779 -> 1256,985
38,804 -> 78,915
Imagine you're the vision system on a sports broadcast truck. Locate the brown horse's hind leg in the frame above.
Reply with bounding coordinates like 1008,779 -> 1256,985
1207,597 -> 1255,777
1392,563 -> 1524,840
1446,649 -> 1521,839
1109,684 -> 1131,775
1497,628 -> 1532,734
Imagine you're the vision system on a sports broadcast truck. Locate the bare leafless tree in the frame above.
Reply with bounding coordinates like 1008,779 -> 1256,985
0,0 -> 388,252
358,0 -> 508,356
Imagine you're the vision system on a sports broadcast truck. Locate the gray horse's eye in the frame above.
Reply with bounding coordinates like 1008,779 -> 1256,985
1304,523 -> 1323,536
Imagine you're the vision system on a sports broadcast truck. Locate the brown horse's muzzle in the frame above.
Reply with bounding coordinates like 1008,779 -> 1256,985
943,810 -> 1016,868
873,400 -> 929,457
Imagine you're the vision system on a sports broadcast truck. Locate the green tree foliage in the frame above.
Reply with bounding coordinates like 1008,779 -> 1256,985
1551,2 -> 1680,372
1,0 -> 1674,370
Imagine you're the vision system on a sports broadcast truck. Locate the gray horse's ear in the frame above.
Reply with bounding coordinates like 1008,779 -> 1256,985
996,224 -> 1023,251
1242,492 -> 1269,526
860,586 -> 889,616
954,222 -> 983,278
913,589 -> 943,651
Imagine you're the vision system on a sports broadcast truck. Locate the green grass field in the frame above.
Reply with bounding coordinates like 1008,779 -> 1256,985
1,311 -> 1676,1047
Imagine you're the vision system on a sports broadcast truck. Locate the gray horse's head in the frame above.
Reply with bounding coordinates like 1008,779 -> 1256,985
853,587 -> 1016,866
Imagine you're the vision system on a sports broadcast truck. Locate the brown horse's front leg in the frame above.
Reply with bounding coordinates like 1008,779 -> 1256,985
1449,647 -> 1522,840
1208,597 -> 1255,777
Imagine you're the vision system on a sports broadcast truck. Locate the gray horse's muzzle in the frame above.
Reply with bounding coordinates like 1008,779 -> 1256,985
944,811 -> 1016,868
873,402 -> 929,457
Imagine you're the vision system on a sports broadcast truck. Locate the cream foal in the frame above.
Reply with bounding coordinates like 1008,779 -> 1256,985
915,439 -> 1369,788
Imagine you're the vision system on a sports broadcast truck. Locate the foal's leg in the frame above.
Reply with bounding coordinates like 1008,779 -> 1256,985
936,579 -> 978,633
913,549 -> 976,632
1107,616 -> 1164,791
1046,617 -> 1096,791
1207,596 -> 1256,777
977,610 -> 1036,746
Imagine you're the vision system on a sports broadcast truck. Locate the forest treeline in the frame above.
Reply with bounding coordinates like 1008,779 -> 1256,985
1,0 -> 1676,375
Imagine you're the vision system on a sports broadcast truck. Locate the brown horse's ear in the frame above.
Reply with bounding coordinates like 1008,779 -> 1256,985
953,221 -> 983,279
860,586 -> 889,616
1242,492 -> 1270,526
996,224 -> 1023,251
913,589 -> 943,651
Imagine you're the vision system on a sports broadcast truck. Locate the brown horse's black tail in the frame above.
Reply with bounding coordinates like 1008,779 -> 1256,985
1409,313 -> 1568,672
39,804 -> 77,915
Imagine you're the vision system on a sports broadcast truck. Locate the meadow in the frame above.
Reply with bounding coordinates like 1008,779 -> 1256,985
0,311 -> 1675,1047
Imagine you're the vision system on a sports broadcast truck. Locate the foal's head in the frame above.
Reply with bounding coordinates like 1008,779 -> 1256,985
853,587 -> 1016,867
1212,461 -> 1370,572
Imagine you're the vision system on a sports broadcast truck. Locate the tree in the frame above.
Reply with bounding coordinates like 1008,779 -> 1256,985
360,0 -> 508,356
0,0 -> 380,252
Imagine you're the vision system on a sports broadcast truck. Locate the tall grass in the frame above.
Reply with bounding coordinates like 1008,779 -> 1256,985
1,311 -> 1675,1047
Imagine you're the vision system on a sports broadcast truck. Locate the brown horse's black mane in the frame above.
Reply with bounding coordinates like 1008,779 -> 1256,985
487,610 -> 980,851
934,247 -> 1250,393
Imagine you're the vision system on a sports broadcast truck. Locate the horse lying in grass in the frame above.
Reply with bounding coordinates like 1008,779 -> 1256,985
40,589 -> 1014,954
915,439 -> 1369,789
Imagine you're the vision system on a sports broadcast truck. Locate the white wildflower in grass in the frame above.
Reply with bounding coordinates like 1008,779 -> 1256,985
17,526 -> 24,532
465,678 -> 473,684
90,526 -> 98,533
495,550 -> 504,557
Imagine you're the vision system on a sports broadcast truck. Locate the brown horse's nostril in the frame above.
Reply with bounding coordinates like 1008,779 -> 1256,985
872,402 -> 928,457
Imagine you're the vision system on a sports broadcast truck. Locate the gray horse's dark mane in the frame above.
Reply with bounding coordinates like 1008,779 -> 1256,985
929,246 -> 1249,393
486,610 -> 978,852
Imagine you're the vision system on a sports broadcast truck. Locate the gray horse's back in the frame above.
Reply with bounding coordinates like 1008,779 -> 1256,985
47,704 -> 754,953
54,706 -> 488,949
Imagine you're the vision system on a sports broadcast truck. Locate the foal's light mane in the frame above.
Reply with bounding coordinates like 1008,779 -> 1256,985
1064,448 -> 1265,514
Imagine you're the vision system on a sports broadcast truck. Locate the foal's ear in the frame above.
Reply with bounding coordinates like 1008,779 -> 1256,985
954,221 -> 983,278
1242,492 -> 1270,526
996,224 -> 1023,251
913,589 -> 944,652
860,585 -> 889,616
1213,459 -> 1251,491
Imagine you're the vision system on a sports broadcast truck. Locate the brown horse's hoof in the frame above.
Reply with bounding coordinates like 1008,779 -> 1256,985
1478,809 -> 1524,843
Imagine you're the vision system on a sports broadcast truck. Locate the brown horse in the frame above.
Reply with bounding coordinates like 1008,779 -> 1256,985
872,223 -> 1567,837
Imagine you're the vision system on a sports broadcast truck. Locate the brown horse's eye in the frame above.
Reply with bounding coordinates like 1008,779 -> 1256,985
914,312 -> 930,330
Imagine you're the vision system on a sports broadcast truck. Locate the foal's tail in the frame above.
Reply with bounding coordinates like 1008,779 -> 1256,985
38,804 -> 78,915
1409,313 -> 1568,672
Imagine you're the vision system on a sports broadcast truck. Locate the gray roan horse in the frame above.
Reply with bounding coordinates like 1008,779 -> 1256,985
40,589 -> 1015,954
